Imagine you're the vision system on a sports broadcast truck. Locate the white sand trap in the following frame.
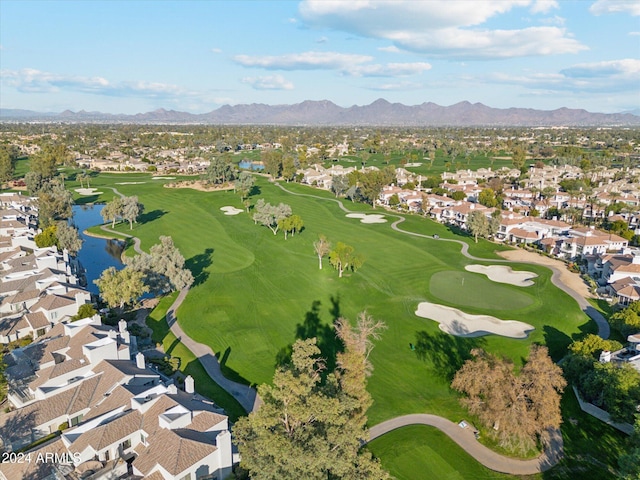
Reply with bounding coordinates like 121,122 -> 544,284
345,213 -> 387,224
220,206 -> 243,216
465,265 -> 537,287
116,181 -> 146,185
152,176 -> 176,180
415,302 -> 534,339
75,188 -> 104,195
405,162 -> 423,167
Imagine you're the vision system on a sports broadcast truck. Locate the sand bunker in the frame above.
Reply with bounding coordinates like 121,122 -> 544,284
346,213 -> 387,224
465,265 -> 537,287
152,176 -> 176,180
415,302 -> 534,339
405,162 -> 423,167
220,206 -> 243,215
115,182 -> 146,185
75,188 -> 103,195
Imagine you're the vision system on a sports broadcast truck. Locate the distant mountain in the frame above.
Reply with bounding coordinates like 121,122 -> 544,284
2,99 -> 639,126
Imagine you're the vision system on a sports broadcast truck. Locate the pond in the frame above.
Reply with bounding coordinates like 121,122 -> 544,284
72,204 -> 124,294
238,160 -> 265,171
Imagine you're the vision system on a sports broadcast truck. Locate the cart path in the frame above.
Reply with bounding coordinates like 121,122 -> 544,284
366,414 -> 563,475
94,181 -> 595,473
164,286 -> 262,413
273,181 -> 609,339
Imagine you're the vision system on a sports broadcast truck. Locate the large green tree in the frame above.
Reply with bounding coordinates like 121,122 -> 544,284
0,145 -> 17,186
124,236 -> 194,294
233,314 -> 389,480
101,197 -> 123,228
329,242 -> 364,278
619,416 -> 640,480
252,199 -> 292,235
55,222 -> 83,256
204,154 -> 237,185
313,235 -> 331,269
234,171 -> 255,201
37,178 -> 74,227
95,266 -> 148,310
121,195 -> 144,230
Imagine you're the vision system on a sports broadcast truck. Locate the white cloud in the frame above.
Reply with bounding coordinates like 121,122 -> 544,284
349,62 -> 432,77
487,58 -> 640,93
378,45 -> 401,53
0,68 -> 197,99
211,48 -> 223,54
630,31 -> 640,36
233,51 -> 373,70
366,81 -> 423,91
589,0 -> 640,16
530,0 -> 558,14
540,15 -> 565,26
299,0 -> 586,58
560,58 -> 640,79
233,51 -> 431,78
316,36 -> 328,43
241,75 -> 294,90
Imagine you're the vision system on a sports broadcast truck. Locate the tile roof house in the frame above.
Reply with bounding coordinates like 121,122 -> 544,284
0,317 -> 235,480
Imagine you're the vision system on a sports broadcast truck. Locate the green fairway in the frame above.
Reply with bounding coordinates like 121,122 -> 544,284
429,270 -> 535,311
367,425 -> 519,480
77,171 -> 594,472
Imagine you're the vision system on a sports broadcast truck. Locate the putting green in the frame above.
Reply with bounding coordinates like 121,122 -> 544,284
429,271 -> 534,311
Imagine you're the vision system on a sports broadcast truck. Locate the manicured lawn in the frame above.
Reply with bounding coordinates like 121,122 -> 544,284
429,270 -> 535,311
77,172 -> 599,473
367,425 -> 521,480
145,293 -> 247,422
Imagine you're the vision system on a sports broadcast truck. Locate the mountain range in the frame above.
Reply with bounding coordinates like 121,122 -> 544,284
1,99 -> 639,126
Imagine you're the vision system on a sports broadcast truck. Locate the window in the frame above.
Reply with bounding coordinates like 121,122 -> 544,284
70,414 -> 83,426
104,450 -> 110,461
140,433 -> 147,446
120,438 -> 131,450
179,473 -> 191,480
36,328 -> 46,337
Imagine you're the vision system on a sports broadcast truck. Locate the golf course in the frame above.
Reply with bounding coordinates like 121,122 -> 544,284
76,171 -> 610,479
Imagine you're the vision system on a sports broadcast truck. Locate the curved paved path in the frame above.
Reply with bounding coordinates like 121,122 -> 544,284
95,181 -> 613,474
164,287 -> 262,413
367,415 -> 563,475
273,182 -> 609,339
94,186 -> 262,413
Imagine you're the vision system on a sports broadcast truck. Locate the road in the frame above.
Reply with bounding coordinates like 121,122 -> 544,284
99,181 -> 618,474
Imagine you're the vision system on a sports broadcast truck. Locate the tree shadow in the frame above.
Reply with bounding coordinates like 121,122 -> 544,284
138,209 -> 167,225
0,407 -> 38,452
166,336 -> 181,356
249,185 -> 261,197
413,330 -> 485,381
275,299 -> 344,373
186,248 -> 214,286
543,325 -> 573,361
74,195 -> 100,205
211,350 -> 254,387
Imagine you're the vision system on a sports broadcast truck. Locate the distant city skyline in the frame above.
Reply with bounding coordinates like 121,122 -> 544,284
1,0 -> 639,115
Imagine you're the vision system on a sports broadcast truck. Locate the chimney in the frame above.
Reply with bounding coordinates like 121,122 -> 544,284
168,384 -> 178,395
136,352 -> 145,369
599,350 -> 611,363
185,375 -> 194,394
118,319 -> 127,333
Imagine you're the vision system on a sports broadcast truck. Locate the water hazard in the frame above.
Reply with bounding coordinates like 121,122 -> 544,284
71,204 -> 124,294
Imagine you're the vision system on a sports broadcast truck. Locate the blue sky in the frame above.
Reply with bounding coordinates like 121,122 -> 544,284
1,0 -> 638,114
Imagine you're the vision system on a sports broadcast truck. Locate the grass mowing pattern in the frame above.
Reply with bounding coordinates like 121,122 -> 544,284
71,172 -> 621,476
367,425 -> 517,480
146,293 -> 246,422
429,270 -> 535,311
